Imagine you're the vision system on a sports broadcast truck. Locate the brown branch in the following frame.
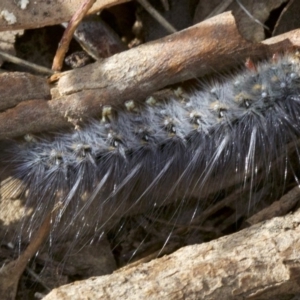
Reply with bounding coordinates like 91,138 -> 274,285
0,72 -> 51,111
136,0 -> 177,33
52,0 -> 96,71
43,207 -> 300,300
0,211 -> 53,300
0,0 -> 130,31
1,12 -> 300,139
0,50 -> 54,75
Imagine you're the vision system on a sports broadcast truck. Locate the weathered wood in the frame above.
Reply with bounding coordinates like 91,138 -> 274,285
0,0 -> 130,31
44,207 -> 300,300
0,72 -> 50,110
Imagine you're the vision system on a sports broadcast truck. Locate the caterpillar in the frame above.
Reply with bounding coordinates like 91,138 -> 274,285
1,51 -> 300,277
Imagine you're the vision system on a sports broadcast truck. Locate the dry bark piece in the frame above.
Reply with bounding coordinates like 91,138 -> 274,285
0,72 -> 50,110
64,51 -> 93,69
43,208 -> 300,300
0,0 -> 130,31
68,16 -> 127,60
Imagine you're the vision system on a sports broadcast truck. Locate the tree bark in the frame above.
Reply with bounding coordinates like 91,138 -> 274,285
44,206 -> 300,300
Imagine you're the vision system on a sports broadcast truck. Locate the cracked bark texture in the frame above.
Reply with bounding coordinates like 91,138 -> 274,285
44,208 -> 300,300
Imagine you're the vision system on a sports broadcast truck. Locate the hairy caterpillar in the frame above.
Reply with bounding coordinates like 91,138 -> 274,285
1,52 -> 300,275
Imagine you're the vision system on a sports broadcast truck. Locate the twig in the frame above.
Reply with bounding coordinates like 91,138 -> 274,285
136,0 -> 177,33
0,211 -> 53,300
160,0 -> 170,11
235,0 -> 270,30
25,267 -> 52,292
205,0 -> 234,19
0,50 -> 54,75
52,0 -> 96,71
